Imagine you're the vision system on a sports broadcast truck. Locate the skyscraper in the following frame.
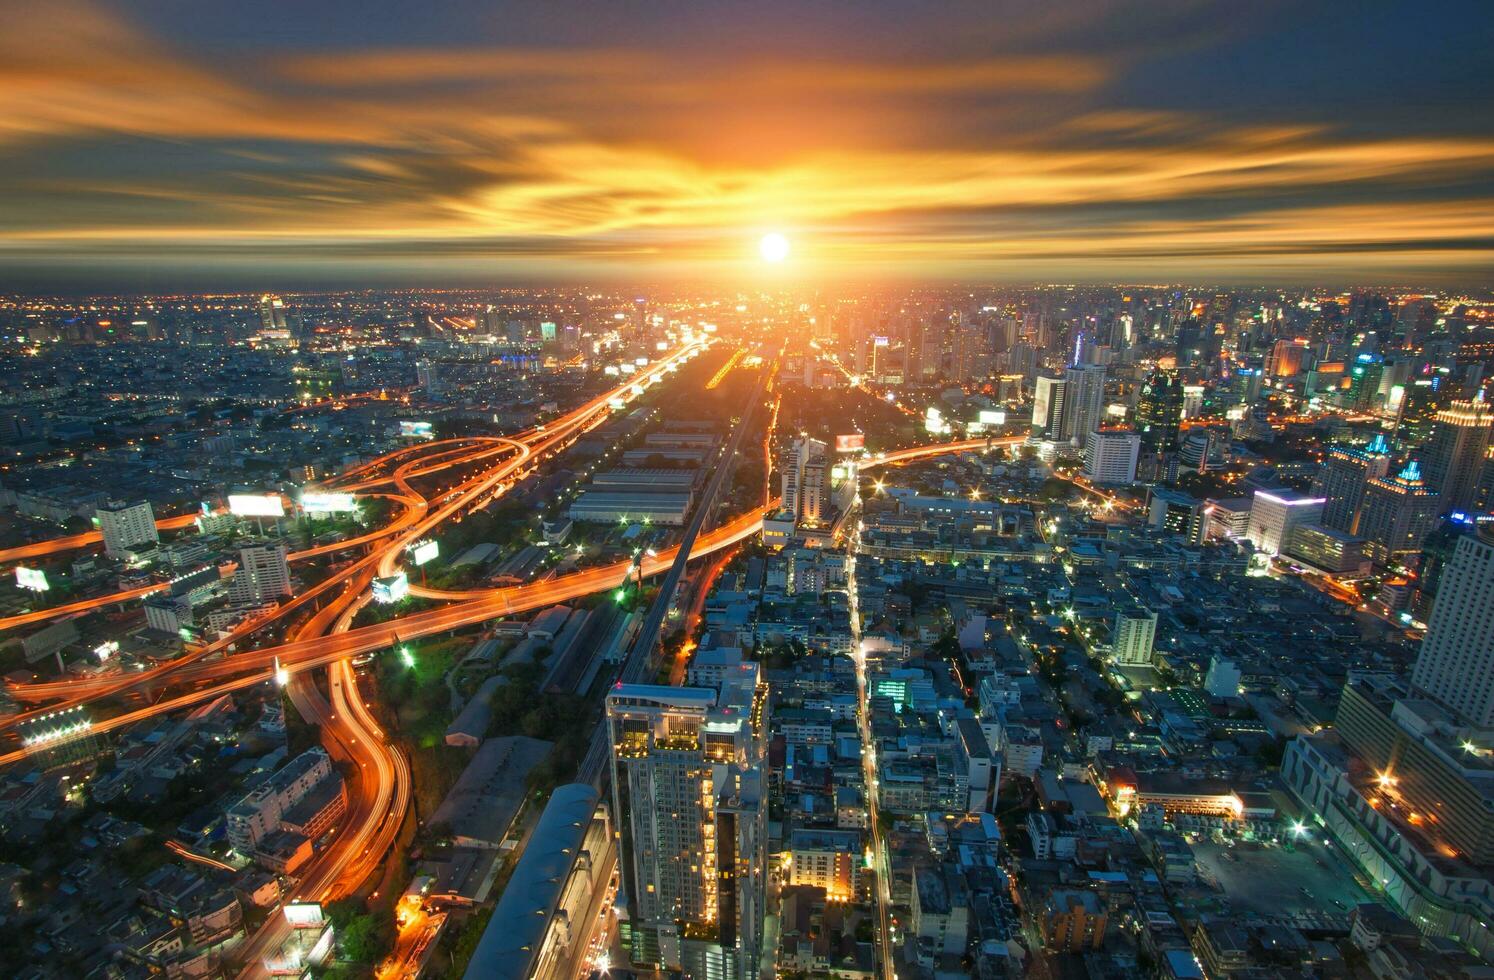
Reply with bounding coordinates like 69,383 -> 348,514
1031,376 -> 1067,442
1062,364 -> 1107,447
1357,461 -> 1439,565
780,436 -> 828,527
1312,434 -> 1391,534
1410,522 -> 1494,726
258,294 -> 287,331
96,499 -> 158,557
1421,395 -> 1493,514
1411,515 -> 1477,621
1134,369 -> 1182,478
607,669 -> 768,979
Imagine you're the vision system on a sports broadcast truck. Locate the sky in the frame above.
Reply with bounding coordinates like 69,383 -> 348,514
1,0 -> 1492,291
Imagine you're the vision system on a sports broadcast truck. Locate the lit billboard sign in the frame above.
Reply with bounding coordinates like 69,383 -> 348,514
835,433 -> 865,453
228,493 -> 285,518
603,365 -> 620,376
399,420 -> 434,439
300,492 -> 357,514
540,321 -> 557,341
282,903 -> 325,928
15,566 -> 49,592
372,571 -> 409,604
978,410 -> 1006,426
409,540 -> 439,566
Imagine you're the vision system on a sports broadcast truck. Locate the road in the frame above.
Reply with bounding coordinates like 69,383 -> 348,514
229,343 -> 707,975
845,502 -> 896,980
0,433 -> 1014,770
0,366 -> 1023,976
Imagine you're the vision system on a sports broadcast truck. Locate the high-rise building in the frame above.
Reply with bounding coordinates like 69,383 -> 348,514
1134,369 -> 1182,478
1111,608 -> 1157,665
1030,376 -> 1067,442
229,543 -> 292,605
1357,461 -> 1439,564
1312,434 -> 1391,534
1411,515 -> 1478,620
1410,522 -> 1494,726
1420,395 -> 1493,514
415,360 -> 442,396
1266,339 -> 1308,378
1345,356 -> 1385,410
258,294 -> 287,331
1062,365 -> 1106,447
97,499 -> 158,557
1246,488 -> 1325,556
780,436 -> 828,527
607,670 -> 768,980
1083,429 -> 1139,485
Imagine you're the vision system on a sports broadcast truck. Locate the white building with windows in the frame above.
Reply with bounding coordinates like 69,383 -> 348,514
97,499 -> 158,557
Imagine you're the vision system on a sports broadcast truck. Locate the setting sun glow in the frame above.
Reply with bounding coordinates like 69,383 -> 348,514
759,233 -> 790,264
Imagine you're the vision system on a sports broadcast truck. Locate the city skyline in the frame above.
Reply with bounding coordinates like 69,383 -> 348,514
3,0 -> 1493,289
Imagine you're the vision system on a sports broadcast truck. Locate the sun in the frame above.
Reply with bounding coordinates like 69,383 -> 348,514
759,232 -> 790,263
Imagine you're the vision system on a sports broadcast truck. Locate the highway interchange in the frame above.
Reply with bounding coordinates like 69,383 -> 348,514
0,339 -> 1019,975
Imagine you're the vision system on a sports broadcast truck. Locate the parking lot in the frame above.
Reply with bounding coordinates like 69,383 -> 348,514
1191,837 -> 1374,917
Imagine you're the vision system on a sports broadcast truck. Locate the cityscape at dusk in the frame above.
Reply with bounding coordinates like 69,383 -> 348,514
1,3 -> 1493,980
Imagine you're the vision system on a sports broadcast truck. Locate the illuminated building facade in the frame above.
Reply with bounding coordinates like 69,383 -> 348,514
1135,368 -> 1182,478
1246,488 -> 1325,557
607,668 -> 768,980
781,436 -> 829,527
1312,435 -> 1391,535
1421,396 -> 1493,514
1283,675 -> 1494,958
1357,461 -> 1439,565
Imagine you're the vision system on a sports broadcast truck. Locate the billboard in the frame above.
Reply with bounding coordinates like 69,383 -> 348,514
540,321 -> 557,341
300,492 -> 357,514
603,365 -> 620,376
372,571 -> 409,604
282,903 -> 325,929
228,493 -> 285,518
398,420 -> 433,439
977,409 -> 1006,426
15,566 -> 49,592
409,540 -> 439,566
835,433 -> 865,453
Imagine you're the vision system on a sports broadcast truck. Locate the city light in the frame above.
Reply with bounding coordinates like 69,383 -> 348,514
399,646 -> 415,669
